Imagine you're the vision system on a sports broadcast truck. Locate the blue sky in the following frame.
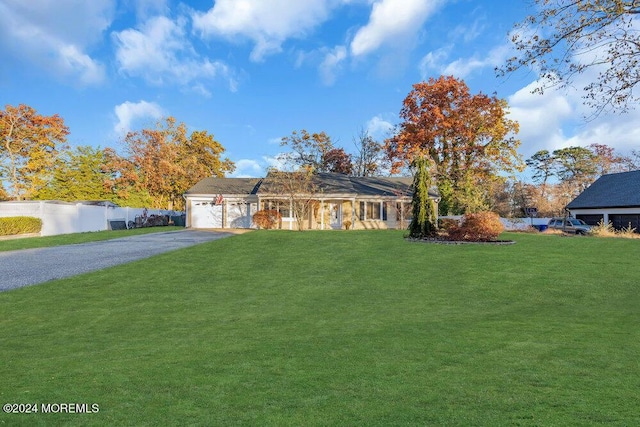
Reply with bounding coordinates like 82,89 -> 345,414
2,0 -> 639,179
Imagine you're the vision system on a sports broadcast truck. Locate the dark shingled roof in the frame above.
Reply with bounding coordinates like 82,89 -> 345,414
186,173 -> 439,198
258,172 -> 421,196
567,170 -> 640,209
185,177 -> 262,195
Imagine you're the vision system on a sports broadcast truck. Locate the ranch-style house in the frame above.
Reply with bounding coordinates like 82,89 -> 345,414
184,172 -> 439,230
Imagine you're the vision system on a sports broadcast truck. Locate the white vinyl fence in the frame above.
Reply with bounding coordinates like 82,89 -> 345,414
0,201 -> 181,236
440,215 -> 552,231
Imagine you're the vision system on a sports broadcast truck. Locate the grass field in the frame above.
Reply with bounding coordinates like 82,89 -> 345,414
0,226 -> 184,252
1,231 -> 638,426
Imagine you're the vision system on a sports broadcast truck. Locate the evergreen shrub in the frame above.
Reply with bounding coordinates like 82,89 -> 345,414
0,216 -> 42,236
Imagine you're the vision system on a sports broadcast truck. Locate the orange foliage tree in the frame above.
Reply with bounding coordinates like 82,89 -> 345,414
0,104 -> 69,200
385,76 -> 523,215
112,117 -> 234,210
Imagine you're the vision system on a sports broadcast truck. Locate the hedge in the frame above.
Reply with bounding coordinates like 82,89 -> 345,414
0,216 -> 43,236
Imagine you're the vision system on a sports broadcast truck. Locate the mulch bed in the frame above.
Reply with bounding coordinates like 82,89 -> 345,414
407,237 -> 516,245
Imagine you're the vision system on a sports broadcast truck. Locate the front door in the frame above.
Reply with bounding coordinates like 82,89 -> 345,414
329,203 -> 341,229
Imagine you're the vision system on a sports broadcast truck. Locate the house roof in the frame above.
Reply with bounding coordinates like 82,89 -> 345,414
567,170 -> 640,209
186,173 -> 439,199
185,177 -> 262,195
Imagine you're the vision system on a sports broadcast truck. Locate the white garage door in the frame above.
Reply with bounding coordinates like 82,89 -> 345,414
226,202 -> 251,228
192,202 -> 223,228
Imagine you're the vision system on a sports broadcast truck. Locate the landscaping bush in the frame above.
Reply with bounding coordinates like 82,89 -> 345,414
617,223 -> 639,238
252,210 -> 282,229
447,211 -> 504,242
0,216 -> 42,236
438,218 -> 459,231
590,220 -> 616,238
591,220 -> 640,239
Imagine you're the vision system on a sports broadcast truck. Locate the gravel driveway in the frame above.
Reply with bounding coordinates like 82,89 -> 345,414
0,230 -> 235,292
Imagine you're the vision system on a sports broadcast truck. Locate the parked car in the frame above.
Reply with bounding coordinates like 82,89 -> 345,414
547,217 -> 592,235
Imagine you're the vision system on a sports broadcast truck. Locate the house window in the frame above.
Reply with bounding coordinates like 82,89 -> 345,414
262,200 -> 291,218
359,201 -> 387,220
396,202 -> 412,223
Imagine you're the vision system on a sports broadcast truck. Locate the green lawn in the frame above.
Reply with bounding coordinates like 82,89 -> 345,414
0,226 -> 184,252
1,231 -> 638,426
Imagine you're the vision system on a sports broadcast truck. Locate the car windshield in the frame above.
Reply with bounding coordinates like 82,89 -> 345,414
569,219 -> 586,226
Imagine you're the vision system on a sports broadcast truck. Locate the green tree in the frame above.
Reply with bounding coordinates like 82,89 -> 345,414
553,146 -> 598,193
500,0 -> 640,114
0,104 -> 69,200
408,156 -> 437,239
526,150 -> 556,186
35,146 -> 111,202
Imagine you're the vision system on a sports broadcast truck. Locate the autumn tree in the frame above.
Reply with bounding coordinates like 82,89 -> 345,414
263,168 -> 319,231
322,148 -> 353,174
279,129 -> 352,173
352,129 -> 385,177
0,104 -> 69,200
385,76 -> 523,215
627,149 -> 640,170
280,129 -> 334,171
102,147 -> 153,208
35,146 -> 113,202
119,117 -> 234,210
500,0 -> 640,114
588,143 -> 630,175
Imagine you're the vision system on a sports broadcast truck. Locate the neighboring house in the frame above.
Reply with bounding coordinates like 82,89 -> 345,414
567,170 -> 640,231
184,172 -> 439,230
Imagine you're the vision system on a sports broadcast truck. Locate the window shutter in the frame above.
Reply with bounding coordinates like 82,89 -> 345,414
359,201 -> 365,220
382,202 -> 388,221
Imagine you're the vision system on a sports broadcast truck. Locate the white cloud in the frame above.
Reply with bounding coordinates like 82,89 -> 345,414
267,154 -> 294,171
113,16 -> 236,91
57,45 -> 106,85
419,47 -> 451,79
350,0 -> 443,57
319,45 -> 348,85
228,155 -> 293,177
0,0 -> 113,84
449,16 -> 485,43
366,115 -> 395,140
229,159 -> 265,178
507,76 -> 640,162
192,0 -> 335,62
420,43 -> 510,80
563,118 -> 640,154
443,44 -> 510,78
508,82 -> 574,158
113,100 -> 164,134
130,0 -> 169,20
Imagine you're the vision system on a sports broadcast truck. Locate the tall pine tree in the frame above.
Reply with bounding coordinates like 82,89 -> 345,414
409,156 -> 437,239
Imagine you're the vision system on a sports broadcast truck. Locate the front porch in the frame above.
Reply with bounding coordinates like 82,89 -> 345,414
258,198 -> 413,230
